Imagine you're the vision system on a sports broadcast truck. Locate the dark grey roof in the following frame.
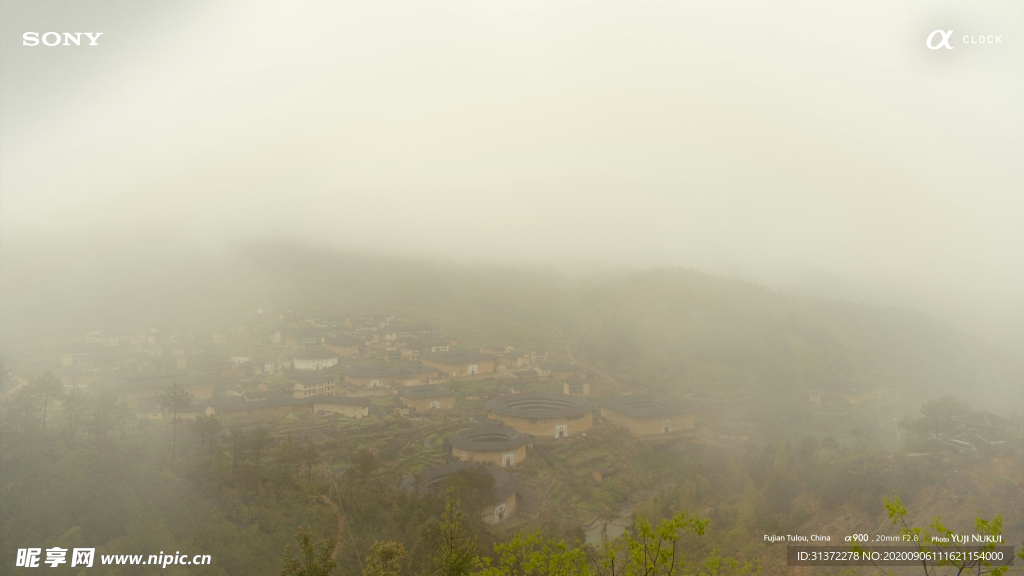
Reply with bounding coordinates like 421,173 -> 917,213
953,411 -> 1012,430
392,322 -> 437,334
600,395 -> 693,418
309,395 -> 369,407
715,424 -> 749,436
423,350 -> 495,364
565,379 -> 586,387
344,365 -> 400,378
288,371 -> 339,384
291,349 -> 339,361
326,336 -> 364,347
208,395 -> 308,413
481,344 -> 512,351
448,425 -> 532,452
485,392 -> 591,419
541,362 -> 580,372
399,385 -> 454,399
400,462 -> 520,501
518,485 -> 541,516
398,363 -> 439,375
134,396 -> 208,412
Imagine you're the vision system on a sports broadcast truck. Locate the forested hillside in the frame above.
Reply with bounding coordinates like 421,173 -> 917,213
10,243 -> 1015,409
1,243 -> 1022,576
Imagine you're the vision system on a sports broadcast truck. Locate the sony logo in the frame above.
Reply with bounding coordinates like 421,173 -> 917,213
23,32 -> 104,46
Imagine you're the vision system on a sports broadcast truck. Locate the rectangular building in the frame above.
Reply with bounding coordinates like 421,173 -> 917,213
422,350 -> 496,378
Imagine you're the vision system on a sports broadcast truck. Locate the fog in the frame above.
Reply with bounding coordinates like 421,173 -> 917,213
1,0 -> 1022,350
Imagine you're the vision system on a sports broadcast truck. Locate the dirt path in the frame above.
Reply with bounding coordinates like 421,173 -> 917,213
320,494 -> 345,560
566,343 -> 627,389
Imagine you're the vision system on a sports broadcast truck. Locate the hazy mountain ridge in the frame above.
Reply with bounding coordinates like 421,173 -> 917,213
567,269 -> 1021,404
2,242 -> 1019,412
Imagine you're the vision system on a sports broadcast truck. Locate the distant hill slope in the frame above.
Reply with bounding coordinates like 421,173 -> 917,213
2,242 -> 1020,411
564,269 -> 1021,403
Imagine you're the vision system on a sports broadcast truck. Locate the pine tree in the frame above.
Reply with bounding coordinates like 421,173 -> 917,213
432,488 -> 478,576
33,371 -> 63,428
158,383 -> 193,460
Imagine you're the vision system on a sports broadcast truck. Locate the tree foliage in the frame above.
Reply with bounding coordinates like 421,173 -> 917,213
280,526 -> 338,576
431,488 -> 479,576
159,383 -> 193,460
31,371 -> 63,427
363,541 -> 407,576
866,494 -> 1024,576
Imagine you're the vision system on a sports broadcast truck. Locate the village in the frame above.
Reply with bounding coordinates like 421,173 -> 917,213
4,306 -> 1016,541
0,309 -> 740,530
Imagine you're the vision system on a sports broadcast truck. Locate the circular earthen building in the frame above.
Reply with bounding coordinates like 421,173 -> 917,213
485,392 -> 593,439
400,462 -> 534,524
448,425 -> 532,467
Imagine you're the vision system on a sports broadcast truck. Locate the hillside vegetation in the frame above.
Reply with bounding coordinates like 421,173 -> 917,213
29,243 -> 1016,410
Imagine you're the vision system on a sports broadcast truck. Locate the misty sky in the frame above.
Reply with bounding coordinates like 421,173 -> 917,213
1,0 -> 1022,350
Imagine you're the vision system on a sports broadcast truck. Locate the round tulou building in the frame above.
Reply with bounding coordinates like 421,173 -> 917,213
599,395 -> 695,437
400,462 -> 537,524
485,392 -> 593,439
448,425 -> 532,467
